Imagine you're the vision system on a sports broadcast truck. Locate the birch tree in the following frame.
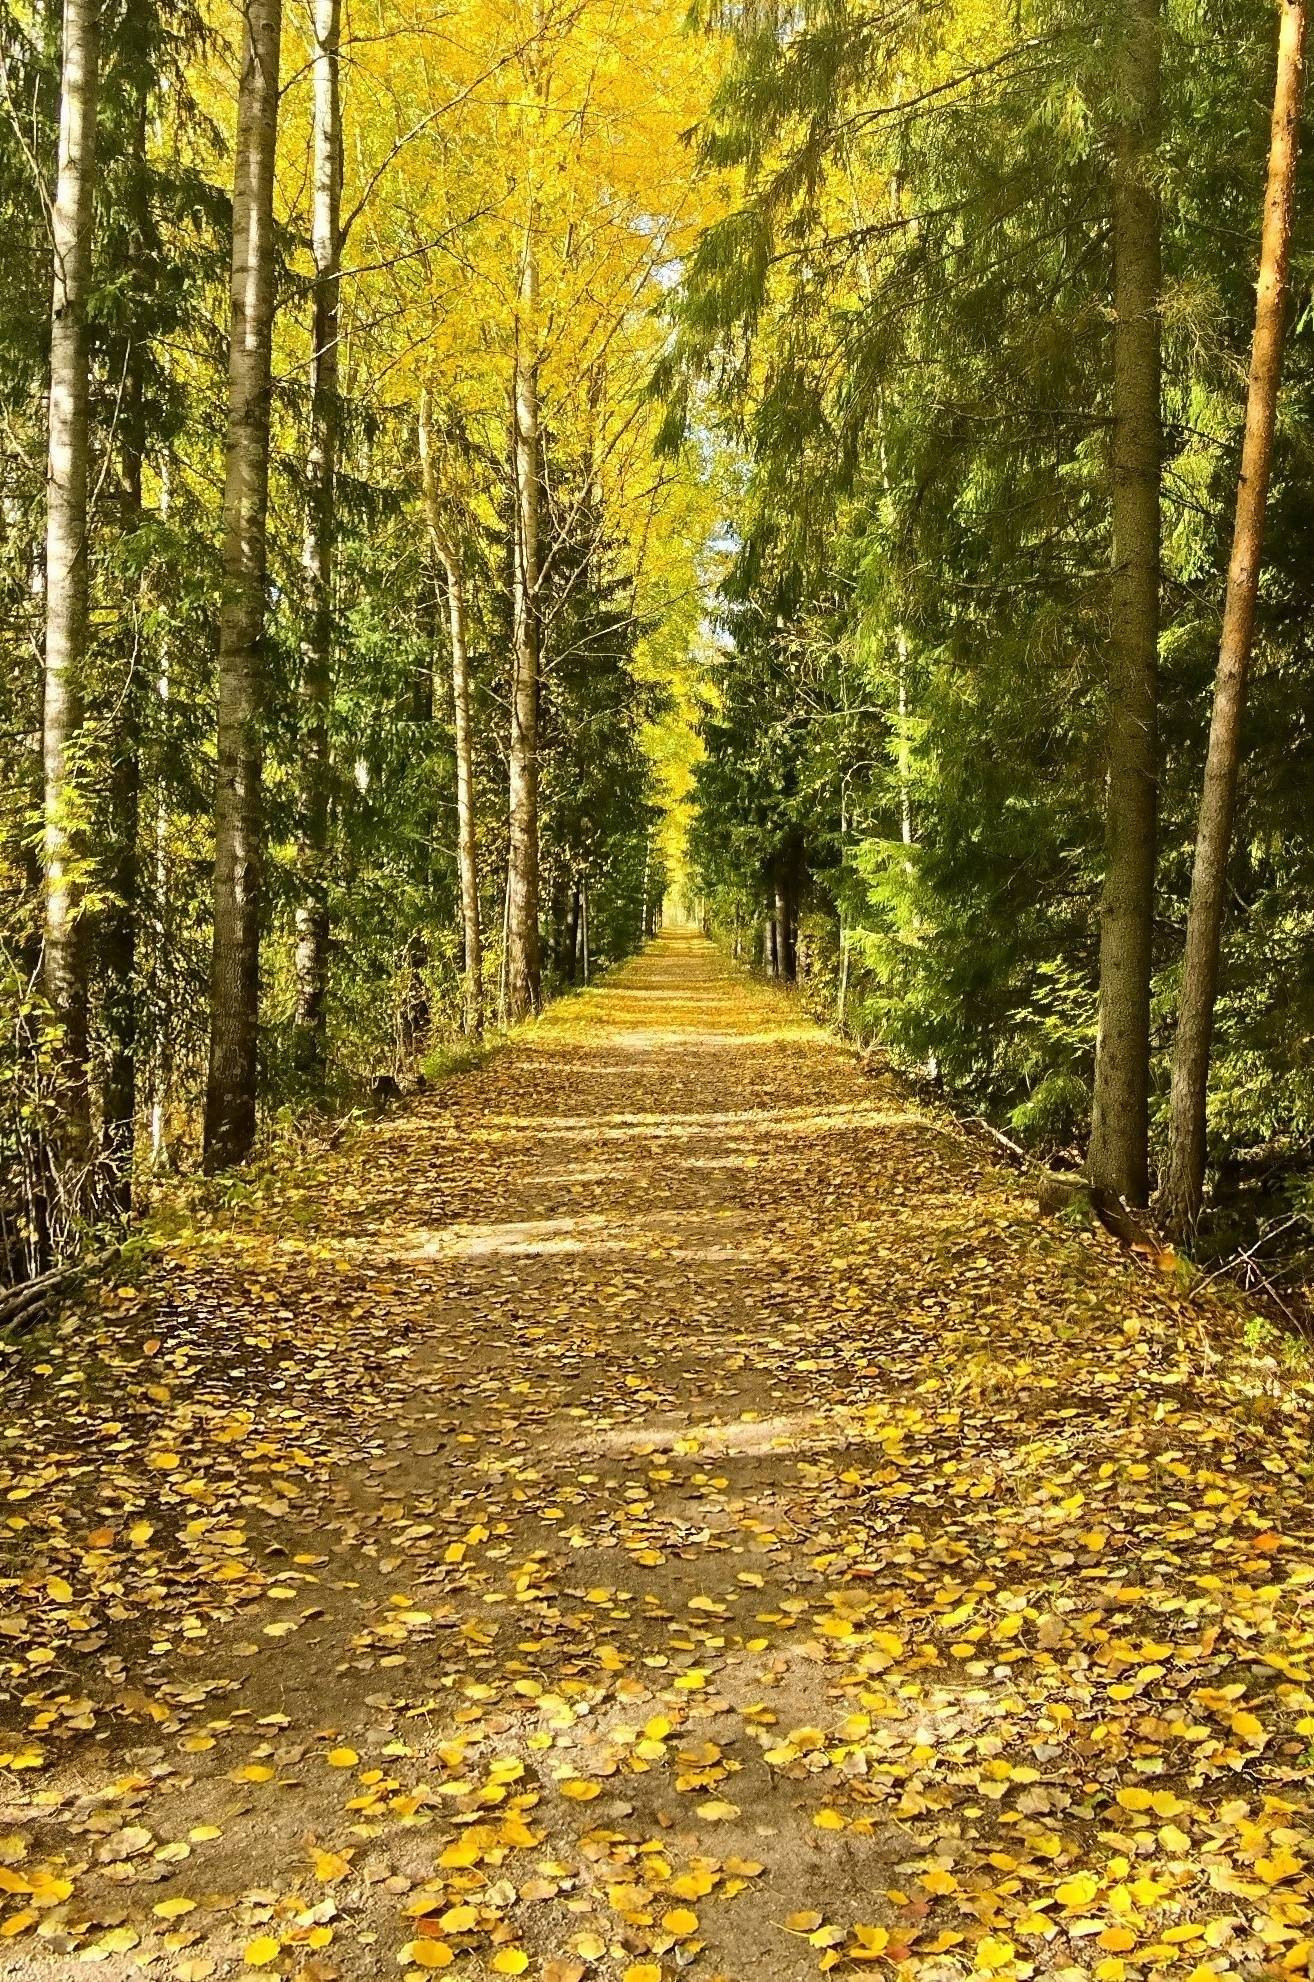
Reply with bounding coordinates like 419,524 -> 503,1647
419,386 -> 483,1036
506,216 -> 542,1022
42,0 -> 102,1194
293,0 -> 342,1075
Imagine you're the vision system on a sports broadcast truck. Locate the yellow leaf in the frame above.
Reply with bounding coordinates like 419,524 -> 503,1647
148,1451 -> 181,1470
244,1936 -> 281,1967
45,1577 -> 73,1603
975,1937 -> 1016,1971
696,1799 -> 738,1820
921,1868 -> 958,1895
491,1953 -> 529,1975
326,1746 -> 359,1767
853,1926 -> 890,1955
312,1849 -> 351,1881
622,1968 -> 662,1982
559,1779 -> 602,1800
813,1809 -> 846,1830
408,1944 -> 455,1970
785,1911 -> 824,1933
153,1897 -> 197,1920
662,1907 -> 698,1934
1056,1873 -> 1100,1908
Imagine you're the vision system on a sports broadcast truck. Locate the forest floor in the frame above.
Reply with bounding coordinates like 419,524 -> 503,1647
1,933 -> 1313,1982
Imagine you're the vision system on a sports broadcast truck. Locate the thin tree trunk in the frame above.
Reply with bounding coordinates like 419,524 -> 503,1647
567,881 -> 581,983
418,389 -> 482,1036
100,61 -> 150,1216
42,0 -> 102,1196
581,880 -> 589,984
1159,0 -> 1307,1239
292,0 -> 341,1076
776,882 -> 796,985
505,219 -> 541,1021
149,459 -> 173,1172
1088,0 -> 1162,1208
101,372 -> 144,1212
203,0 -> 281,1172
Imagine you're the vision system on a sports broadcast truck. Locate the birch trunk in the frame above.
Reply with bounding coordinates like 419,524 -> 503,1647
1088,0 -> 1163,1208
1159,0 -> 1307,1239
292,0 -> 341,1075
505,220 -> 542,1021
203,0 -> 281,1171
42,0 -> 101,1187
418,390 -> 483,1036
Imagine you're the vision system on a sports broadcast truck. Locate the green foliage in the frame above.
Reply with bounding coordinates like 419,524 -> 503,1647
676,0 -> 1314,1229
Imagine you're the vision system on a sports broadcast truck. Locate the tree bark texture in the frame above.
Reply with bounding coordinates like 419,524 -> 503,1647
418,389 -> 483,1037
505,220 -> 542,1022
42,0 -> 102,1189
100,59 -> 150,1214
203,0 -> 281,1171
292,0 -> 341,1076
1088,0 -> 1163,1209
1159,0 -> 1307,1238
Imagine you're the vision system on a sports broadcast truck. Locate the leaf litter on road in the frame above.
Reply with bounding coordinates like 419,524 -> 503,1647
0,934 -> 1312,1980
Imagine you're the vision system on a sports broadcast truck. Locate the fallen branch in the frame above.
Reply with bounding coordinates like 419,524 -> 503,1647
1188,1213 -> 1303,1298
0,1243 -> 121,1331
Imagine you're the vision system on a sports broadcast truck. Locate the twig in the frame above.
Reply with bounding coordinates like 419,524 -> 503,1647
1188,1214 -> 1303,1298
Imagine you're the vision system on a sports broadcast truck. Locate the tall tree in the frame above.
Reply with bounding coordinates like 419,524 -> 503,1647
99,7 -> 152,1212
203,0 -> 281,1170
42,0 -> 102,1193
505,217 -> 542,1021
419,387 -> 483,1036
1087,0 -> 1163,1208
292,0 -> 342,1075
1158,0 -> 1308,1239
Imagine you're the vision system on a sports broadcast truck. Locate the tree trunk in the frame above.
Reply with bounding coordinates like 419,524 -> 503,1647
101,369 -> 144,1213
418,389 -> 483,1037
100,60 -> 150,1216
203,0 -> 281,1172
1159,0 -> 1307,1240
776,882 -> 796,985
42,0 -> 102,1195
149,460 -> 174,1173
505,220 -> 541,1021
567,882 -> 581,983
292,0 -> 341,1077
1088,0 -> 1162,1208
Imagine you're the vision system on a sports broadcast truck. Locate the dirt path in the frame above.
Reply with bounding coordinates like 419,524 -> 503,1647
1,933 -> 1312,1982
